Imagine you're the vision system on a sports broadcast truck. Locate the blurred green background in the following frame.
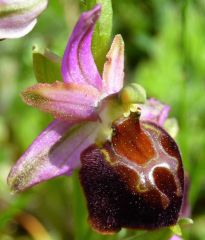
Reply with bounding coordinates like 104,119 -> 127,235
1,0 -> 205,239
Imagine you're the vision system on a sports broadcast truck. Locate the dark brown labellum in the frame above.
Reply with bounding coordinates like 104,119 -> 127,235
79,112 -> 184,234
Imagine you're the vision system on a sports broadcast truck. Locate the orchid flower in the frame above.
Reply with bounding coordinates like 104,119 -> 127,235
0,0 -> 48,39
8,4 -> 124,193
8,4 -> 184,235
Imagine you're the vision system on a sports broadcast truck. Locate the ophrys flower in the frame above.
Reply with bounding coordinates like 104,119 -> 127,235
8,4 -> 184,234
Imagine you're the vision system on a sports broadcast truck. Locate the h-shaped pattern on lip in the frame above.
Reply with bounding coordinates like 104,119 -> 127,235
80,113 -> 184,233
109,115 -> 183,209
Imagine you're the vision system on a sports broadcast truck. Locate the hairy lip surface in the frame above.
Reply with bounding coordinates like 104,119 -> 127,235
80,113 -> 184,234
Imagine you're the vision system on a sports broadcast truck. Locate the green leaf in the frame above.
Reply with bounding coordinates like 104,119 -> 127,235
83,0 -> 113,73
32,45 -> 62,83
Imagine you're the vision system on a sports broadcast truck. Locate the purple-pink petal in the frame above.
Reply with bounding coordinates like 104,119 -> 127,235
7,120 -> 101,193
102,34 -> 124,96
62,4 -> 102,91
21,81 -> 101,121
140,98 -> 170,126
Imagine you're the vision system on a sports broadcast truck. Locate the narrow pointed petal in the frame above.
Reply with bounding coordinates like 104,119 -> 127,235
8,120 -> 101,193
0,0 -> 48,39
140,98 -> 170,126
21,81 -> 101,121
62,4 -> 102,90
102,34 -> 124,96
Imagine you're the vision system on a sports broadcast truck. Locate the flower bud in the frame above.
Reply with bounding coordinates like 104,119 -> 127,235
0,0 -> 48,39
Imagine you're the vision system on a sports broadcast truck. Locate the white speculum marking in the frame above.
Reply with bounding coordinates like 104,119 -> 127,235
113,125 -> 182,209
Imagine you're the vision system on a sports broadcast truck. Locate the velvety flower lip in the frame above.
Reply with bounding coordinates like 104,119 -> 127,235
80,112 -> 184,233
0,0 -> 48,39
8,4 -> 125,193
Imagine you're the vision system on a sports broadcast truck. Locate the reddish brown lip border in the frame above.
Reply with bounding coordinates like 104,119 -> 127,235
79,113 -> 184,234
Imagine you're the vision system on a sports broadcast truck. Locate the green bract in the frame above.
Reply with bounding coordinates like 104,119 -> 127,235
32,46 -> 62,83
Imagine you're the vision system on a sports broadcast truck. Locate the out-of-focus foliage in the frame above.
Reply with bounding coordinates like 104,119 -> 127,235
0,0 -> 205,239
